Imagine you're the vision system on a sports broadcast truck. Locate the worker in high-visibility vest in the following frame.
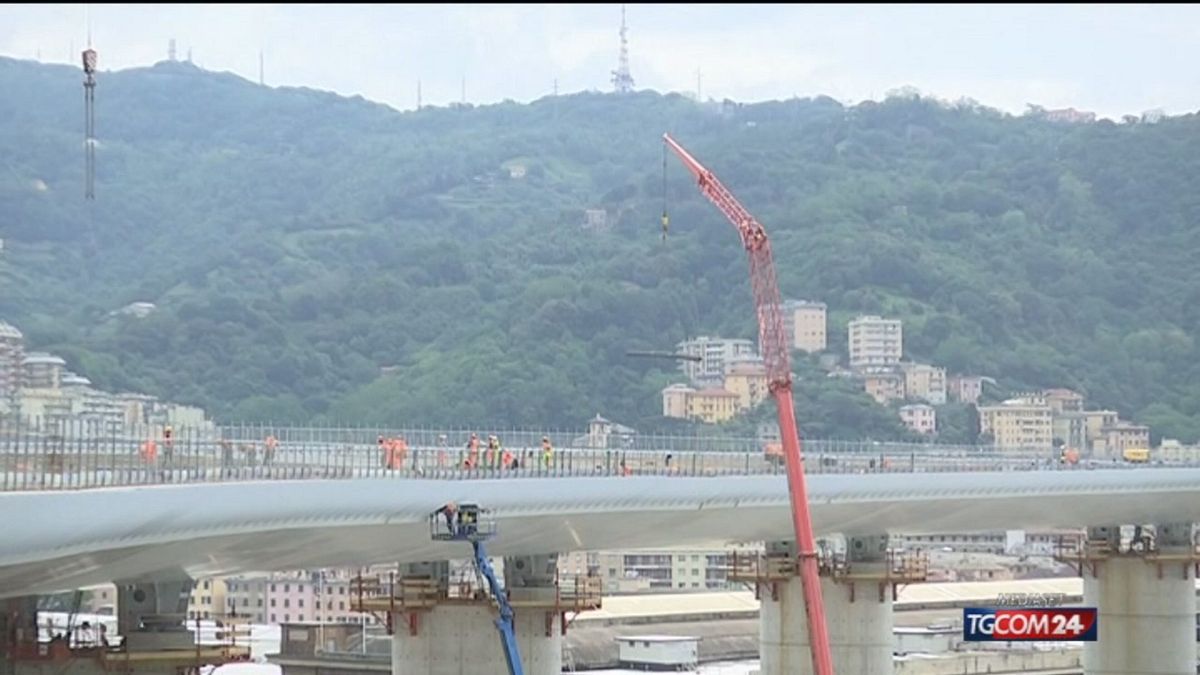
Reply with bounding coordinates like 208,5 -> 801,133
139,439 -> 158,463
541,436 -> 554,469
437,434 -> 449,467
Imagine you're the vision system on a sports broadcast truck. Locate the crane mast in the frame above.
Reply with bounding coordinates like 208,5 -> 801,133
662,133 -> 835,675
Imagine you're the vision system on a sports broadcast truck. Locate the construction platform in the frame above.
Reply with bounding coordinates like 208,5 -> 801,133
727,549 -> 929,602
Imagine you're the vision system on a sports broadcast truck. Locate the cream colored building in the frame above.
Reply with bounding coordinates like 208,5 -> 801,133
901,362 -> 946,404
188,578 -> 228,621
978,396 -> 1054,450
723,361 -> 768,411
848,316 -> 902,370
1099,422 -> 1150,459
660,385 -> 741,424
863,371 -> 905,405
783,300 -> 827,352
1083,410 -> 1118,447
899,404 -> 937,435
1043,388 -> 1084,414
0,321 -> 23,414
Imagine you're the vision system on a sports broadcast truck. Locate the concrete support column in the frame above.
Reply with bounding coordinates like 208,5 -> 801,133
391,554 -> 561,675
759,537 -> 892,675
1083,523 -> 1197,675
116,576 -> 194,651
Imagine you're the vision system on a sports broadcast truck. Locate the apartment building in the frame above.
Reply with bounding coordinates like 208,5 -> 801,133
675,337 -> 756,384
899,404 -> 936,435
660,385 -> 741,424
978,396 -> 1054,450
225,576 -> 269,623
863,371 -> 905,405
723,361 -> 768,411
0,322 -> 22,414
901,363 -> 947,404
783,300 -> 827,352
947,375 -> 986,405
1043,389 -> 1084,414
1098,422 -> 1151,460
1083,410 -> 1118,448
187,578 -> 227,621
848,316 -> 902,370
595,550 -> 738,593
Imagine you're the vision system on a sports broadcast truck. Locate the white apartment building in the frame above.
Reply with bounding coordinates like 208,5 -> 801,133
675,336 -> 756,383
848,316 -> 902,370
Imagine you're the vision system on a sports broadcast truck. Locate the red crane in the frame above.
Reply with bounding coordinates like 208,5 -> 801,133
662,133 -> 835,675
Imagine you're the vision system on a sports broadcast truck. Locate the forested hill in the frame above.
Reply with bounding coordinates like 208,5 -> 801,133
1,56 -> 1198,441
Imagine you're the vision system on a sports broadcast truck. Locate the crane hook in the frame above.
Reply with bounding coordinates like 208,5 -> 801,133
661,140 -> 669,242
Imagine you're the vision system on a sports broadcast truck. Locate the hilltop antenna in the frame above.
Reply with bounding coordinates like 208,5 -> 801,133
611,4 -> 634,93
82,31 -> 97,200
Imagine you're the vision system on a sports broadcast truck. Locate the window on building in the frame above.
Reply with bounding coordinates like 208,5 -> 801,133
339,587 -> 345,595
270,584 -> 276,592
284,614 -> 290,622
202,581 -> 210,590
299,599 -> 304,608
283,599 -> 290,608
284,584 -> 290,593
339,601 -> 344,610
270,599 -> 276,608
242,598 -> 249,607
299,614 -> 305,622
270,614 -> 276,623
257,599 -> 263,608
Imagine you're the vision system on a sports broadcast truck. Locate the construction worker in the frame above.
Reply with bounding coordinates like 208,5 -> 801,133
435,502 -> 458,536
486,435 -> 500,468
139,438 -> 158,464
541,436 -> 554,469
264,434 -> 278,466
466,433 -> 480,467
437,434 -> 449,467
501,448 -> 514,469
161,425 -> 174,466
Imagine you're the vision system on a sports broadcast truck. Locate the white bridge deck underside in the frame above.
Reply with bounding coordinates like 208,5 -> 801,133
4,469 -> 1200,597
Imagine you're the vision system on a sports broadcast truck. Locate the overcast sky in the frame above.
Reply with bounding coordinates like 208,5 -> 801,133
3,4 -> 1199,119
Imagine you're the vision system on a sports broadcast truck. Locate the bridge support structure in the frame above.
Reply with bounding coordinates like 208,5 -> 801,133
731,536 -> 926,675
1059,523 -> 1199,675
352,555 -> 601,675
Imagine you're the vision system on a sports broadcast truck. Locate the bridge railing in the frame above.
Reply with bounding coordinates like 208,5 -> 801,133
0,422 -> 1171,492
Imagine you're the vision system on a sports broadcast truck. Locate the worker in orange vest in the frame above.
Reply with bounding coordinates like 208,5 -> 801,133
541,436 -> 554,468
501,448 -> 514,469
139,439 -> 158,463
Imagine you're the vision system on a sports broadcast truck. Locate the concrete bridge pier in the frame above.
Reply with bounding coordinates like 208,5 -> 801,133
390,554 -> 593,675
1081,523 -> 1198,675
116,575 -> 195,651
752,535 -> 910,675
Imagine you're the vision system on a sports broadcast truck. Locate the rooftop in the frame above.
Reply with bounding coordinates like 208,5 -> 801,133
0,321 -> 22,340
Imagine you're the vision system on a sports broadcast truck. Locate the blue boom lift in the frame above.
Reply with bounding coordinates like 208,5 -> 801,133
430,503 -> 524,675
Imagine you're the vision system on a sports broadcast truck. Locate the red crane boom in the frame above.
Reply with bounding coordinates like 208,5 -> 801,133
662,133 -> 835,675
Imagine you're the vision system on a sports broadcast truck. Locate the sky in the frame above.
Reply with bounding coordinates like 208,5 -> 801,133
2,4 -> 1200,119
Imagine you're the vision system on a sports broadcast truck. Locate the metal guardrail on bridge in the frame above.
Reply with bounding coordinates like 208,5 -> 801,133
0,422 -> 1178,492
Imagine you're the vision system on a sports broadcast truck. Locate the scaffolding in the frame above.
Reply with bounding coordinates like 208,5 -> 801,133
1053,532 -> 1200,580
350,570 -> 602,638
727,547 -> 928,603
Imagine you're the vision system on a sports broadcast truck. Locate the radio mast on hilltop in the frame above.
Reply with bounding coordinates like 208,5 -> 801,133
611,5 -> 634,93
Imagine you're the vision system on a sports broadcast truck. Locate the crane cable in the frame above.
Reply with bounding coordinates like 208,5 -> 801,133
660,141 -> 669,242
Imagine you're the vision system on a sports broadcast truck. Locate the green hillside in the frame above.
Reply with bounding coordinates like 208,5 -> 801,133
1,56 -> 1198,441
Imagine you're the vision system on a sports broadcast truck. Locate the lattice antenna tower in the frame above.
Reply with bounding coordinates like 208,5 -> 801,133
611,5 -> 634,93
